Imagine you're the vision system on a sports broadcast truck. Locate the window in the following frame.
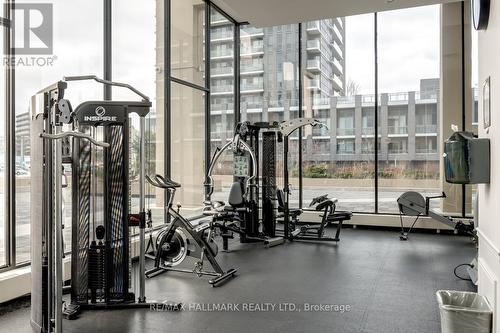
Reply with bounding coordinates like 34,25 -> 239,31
171,0 -> 205,86
112,0 -> 162,226
239,23 -> 300,205
14,0 -> 103,264
337,109 -> 355,136
0,23 -> 5,267
209,7 -> 235,203
468,20 -> 479,214
337,139 -> 355,154
303,14 -> 375,212
171,83 -> 206,218
378,5 -> 441,214
416,137 -> 437,154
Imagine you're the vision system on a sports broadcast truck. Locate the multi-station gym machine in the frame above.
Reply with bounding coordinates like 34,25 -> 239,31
205,118 -> 352,249
30,76 -> 179,333
205,121 -> 285,250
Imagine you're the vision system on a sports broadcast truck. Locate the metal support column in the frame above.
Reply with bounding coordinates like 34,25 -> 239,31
138,116 -> 146,303
54,126 -> 63,333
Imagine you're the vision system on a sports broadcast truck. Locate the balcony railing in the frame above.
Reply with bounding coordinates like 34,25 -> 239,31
416,148 -> 438,154
416,124 -> 437,133
307,79 -> 320,88
313,97 -> 330,105
306,21 -> 320,32
333,58 -> 343,74
211,67 -> 233,76
211,30 -> 233,40
337,149 -> 355,155
306,40 -> 321,51
362,127 -> 375,135
210,131 -> 234,140
388,92 -> 409,102
337,128 -> 355,136
212,85 -> 234,93
337,96 -> 355,104
333,24 -> 343,43
313,127 -> 330,137
210,102 -> 234,111
332,41 -> 343,58
242,101 -> 263,109
362,95 -> 375,103
241,64 -> 264,73
307,59 -> 321,70
388,149 -> 408,154
241,27 -> 264,36
241,82 -> 264,91
335,17 -> 344,30
241,46 -> 264,55
211,12 -> 229,24
415,91 -> 439,100
210,49 -> 233,58
388,126 -> 408,135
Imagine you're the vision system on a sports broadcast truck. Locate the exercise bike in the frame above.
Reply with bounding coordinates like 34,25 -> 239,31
397,191 -> 474,240
145,174 -> 237,286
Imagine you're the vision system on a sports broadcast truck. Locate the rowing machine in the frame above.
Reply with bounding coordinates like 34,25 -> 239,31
397,191 -> 474,240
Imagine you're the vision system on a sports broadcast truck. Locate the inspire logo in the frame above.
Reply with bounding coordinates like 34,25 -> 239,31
83,106 -> 118,122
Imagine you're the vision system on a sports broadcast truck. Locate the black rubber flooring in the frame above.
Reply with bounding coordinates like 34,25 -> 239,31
0,227 -> 476,333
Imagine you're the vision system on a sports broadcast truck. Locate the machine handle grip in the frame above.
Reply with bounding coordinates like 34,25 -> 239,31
63,75 -> 150,102
40,132 -> 110,148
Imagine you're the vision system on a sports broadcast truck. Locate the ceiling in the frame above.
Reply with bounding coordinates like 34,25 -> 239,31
212,0 -> 458,27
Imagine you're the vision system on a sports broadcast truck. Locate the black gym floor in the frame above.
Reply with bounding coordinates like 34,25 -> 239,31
0,227 -> 475,333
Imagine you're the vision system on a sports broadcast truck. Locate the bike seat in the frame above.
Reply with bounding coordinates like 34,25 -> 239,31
146,174 -> 181,189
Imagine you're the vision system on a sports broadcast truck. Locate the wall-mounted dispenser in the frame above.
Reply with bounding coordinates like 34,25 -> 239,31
444,131 -> 490,184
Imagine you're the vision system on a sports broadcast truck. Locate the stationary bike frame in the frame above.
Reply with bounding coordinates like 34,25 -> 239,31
145,175 -> 237,286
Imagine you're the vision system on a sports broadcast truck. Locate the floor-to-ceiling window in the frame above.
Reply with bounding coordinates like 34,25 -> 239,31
239,23 -> 301,206
14,0 -> 103,264
170,0 -> 207,218
0,1 -> 477,272
468,11 -> 479,215
208,7 -> 235,203
377,5 -> 441,213
302,14 -> 376,212
0,15 -> 6,267
112,0 -> 162,226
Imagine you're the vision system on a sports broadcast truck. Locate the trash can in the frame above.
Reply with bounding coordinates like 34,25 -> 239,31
436,290 -> 492,333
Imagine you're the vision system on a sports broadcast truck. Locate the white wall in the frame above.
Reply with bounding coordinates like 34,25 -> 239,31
478,0 -> 500,331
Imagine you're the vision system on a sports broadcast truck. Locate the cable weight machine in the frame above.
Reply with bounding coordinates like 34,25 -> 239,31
30,76 -> 180,333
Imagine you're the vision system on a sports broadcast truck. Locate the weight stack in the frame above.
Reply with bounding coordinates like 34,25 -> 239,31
262,132 -> 276,237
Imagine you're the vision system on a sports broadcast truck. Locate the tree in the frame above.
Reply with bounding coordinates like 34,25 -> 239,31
346,79 -> 360,97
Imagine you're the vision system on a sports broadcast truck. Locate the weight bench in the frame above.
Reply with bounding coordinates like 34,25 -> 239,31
276,189 -> 352,242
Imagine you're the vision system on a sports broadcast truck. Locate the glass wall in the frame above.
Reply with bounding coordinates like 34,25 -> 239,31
0,23 -> 5,267
171,82 -> 206,217
170,0 -> 207,218
0,1 -> 477,271
377,5 -> 441,213
468,18 -> 479,215
209,7 -> 235,203
239,23 -> 301,206
171,0 -> 205,86
112,0 -> 162,227
302,14 -> 376,212
14,0 -> 103,263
